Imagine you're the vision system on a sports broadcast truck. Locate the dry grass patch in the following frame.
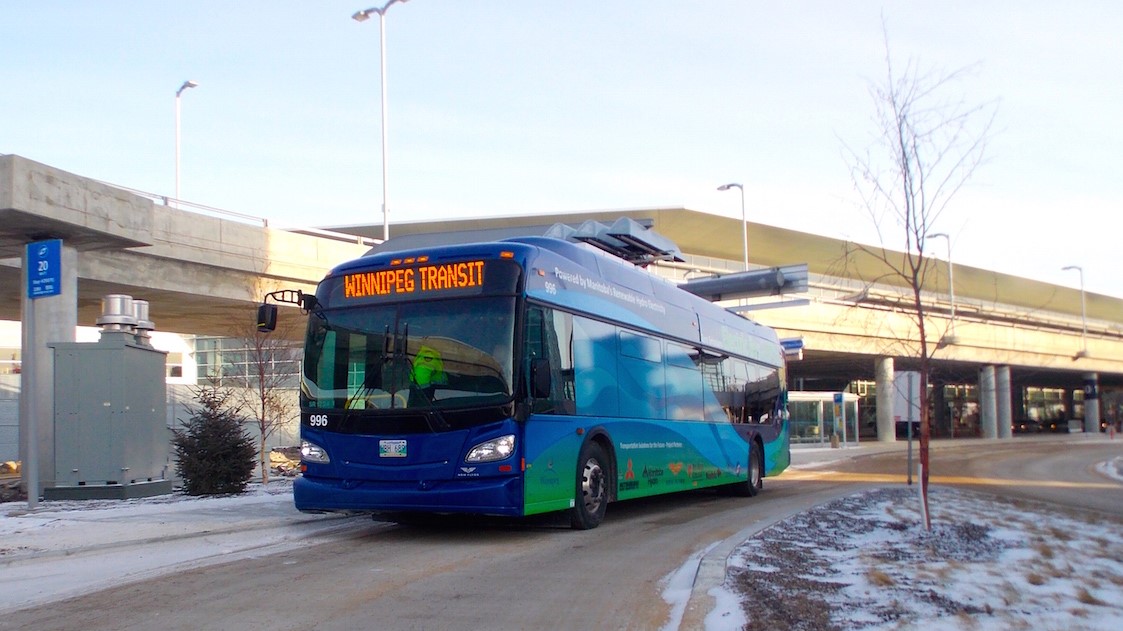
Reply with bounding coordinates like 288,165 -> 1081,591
953,610 -> 981,629
867,568 -> 895,587
1025,571 -> 1047,586
1047,525 -> 1072,541
1075,586 -> 1107,606
1046,563 -> 1071,579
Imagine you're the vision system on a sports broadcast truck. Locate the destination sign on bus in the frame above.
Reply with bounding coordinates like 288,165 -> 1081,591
344,260 -> 486,299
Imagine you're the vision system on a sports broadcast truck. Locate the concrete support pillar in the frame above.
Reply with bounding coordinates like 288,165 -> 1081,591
875,357 -> 895,442
930,379 -> 948,438
996,366 -> 1013,439
1011,376 -> 1026,421
19,242 -> 78,499
979,365 -> 998,439
1063,389 -> 1076,423
1084,373 -> 1101,433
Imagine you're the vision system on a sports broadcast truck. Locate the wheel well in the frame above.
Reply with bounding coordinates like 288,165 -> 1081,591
587,431 -> 617,502
752,435 -> 765,478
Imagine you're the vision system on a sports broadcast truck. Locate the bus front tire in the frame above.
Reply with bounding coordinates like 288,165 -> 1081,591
569,442 -> 609,530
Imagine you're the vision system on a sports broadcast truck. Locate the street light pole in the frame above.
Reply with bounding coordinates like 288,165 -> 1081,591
353,0 -> 410,242
1062,265 -> 1088,357
174,80 -> 199,209
717,183 -> 748,271
926,232 -> 956,343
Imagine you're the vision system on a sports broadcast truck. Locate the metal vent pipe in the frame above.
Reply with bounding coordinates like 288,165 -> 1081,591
95,294 -> 137,332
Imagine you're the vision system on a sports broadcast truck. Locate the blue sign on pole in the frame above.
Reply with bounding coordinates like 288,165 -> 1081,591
27,239 -> 62,298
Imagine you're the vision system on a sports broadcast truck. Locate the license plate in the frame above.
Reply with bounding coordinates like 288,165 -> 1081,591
379,439 -> 407,458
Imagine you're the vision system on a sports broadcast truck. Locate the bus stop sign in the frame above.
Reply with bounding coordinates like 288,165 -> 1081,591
27,239 -> 62,298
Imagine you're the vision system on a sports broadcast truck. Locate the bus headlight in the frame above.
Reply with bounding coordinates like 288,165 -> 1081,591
465,434 -> 516,463
301,439 -> 330,464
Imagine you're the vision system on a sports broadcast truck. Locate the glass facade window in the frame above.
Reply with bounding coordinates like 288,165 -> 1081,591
194,336 -> 302,388
789,392 -> 859,444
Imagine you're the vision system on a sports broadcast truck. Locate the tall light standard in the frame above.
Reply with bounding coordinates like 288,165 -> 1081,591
174,80 -> 198,208
353,0 -> 410,242
1062,265 -> 1088,358
717,183 -> 748,271
926,232 -> 957,345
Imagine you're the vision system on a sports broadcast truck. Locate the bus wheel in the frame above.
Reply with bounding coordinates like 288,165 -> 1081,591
569,442 -> 608,530
724,441 -> 763,497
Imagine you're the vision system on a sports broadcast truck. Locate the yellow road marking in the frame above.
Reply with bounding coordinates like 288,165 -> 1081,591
779,469 -> 1121,490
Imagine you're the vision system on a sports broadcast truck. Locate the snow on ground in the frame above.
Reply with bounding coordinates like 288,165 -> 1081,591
668,461 -> 1123,631
0,478 -> 363,614
1096,456 -> 1123,483
0,479 -> 297,555
5,454 -> 1123,628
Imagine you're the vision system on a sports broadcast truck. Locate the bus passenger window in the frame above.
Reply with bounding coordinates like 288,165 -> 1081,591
745,364 -> 781,424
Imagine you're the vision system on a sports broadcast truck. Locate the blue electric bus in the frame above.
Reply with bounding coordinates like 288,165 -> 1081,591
258,231 -> 789,529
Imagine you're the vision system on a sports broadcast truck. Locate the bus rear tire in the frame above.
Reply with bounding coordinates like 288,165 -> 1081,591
569,441 -> 609,530
723,441 -> 763,497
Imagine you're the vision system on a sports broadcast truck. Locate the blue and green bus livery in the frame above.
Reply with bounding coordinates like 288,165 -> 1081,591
278,232 -> 789,529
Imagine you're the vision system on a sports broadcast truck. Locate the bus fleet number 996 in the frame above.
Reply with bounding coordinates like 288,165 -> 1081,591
308,414 -> 329,427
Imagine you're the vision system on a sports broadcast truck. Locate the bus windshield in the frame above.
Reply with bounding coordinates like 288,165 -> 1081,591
301,296 -> 516,412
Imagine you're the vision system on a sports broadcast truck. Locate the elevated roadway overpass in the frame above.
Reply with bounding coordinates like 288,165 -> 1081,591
1,154 -> 371,336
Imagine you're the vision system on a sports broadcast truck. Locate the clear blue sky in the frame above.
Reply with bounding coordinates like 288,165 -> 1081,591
3,1 -> 1120,297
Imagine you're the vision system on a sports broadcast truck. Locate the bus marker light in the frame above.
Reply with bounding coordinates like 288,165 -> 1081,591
575,428 -> 585,436
500,251 -> 514,258
499,464 -> 513,472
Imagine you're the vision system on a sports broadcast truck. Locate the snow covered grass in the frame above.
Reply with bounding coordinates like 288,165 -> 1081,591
707,485 -> 1123,630
0,479 -> 296,558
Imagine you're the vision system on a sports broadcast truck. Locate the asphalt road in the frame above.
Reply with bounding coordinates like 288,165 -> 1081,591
3,436 -> 1120,631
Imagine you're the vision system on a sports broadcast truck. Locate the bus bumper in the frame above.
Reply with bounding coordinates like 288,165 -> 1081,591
294,474 -> 524,517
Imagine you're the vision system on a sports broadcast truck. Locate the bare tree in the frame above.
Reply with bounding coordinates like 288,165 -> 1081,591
222,316 -> 302,485
842,31 -> 997,529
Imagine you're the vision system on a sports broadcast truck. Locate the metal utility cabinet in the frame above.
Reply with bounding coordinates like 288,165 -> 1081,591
45,295 -> 171,499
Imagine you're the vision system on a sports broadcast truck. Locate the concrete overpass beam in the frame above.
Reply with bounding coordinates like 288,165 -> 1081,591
996,365 -> 1012,438
875,356 -> 895,442
979,365 -> 998,439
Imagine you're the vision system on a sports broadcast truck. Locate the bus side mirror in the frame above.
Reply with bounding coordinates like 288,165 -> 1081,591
530,358 -> 552,399
257,304 -> 278,333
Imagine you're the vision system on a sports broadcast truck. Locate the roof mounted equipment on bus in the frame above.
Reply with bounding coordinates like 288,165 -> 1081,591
545,218 -> 684,266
